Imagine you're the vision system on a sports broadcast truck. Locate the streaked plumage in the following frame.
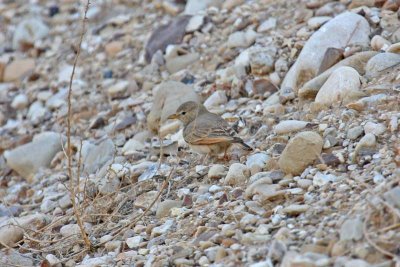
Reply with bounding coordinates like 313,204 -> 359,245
168,101 -> 252,157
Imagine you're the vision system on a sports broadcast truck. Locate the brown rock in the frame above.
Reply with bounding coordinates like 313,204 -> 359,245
145,15 -> 191,62
278,131 -> 323,175
3,58 -> 35,82
105,41 -> 124,57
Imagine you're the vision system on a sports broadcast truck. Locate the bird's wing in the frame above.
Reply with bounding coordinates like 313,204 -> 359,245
184,114 -> 238,145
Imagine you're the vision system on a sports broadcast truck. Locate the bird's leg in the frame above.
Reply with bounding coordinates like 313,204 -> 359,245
223,145 -> 231,162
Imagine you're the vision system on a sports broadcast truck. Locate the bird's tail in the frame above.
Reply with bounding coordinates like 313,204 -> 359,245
233,137 -> 253,151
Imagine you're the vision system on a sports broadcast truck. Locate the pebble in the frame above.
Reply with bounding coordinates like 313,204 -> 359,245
370,35 -> 391,51
11,94 -> 29,110
278,131 -> 323,175
107,80 -> 130,99
340,218 -> 363,241
315,66 -> 362,105
307,16 -> 331,29
347,126 -> 364,140
313,172 -> 341,186
156,200 -> 182,218
227,29 -> 257,48
3,58 -> 35,82
257,18 -> 277,33
363,122 -> 386,136
126,236 -> 143,249
203,90 -> 227,109
282,204 -> 310,215
224,163 -> 251,185
365,52 -> 400,79
246,153 -> 269,175
383,187 -> 400,209
208,164 -> 227,180
274,120 -> 311,134
122,139 -> 145,155
105,41 -> 124,57
186,15 -> 205,32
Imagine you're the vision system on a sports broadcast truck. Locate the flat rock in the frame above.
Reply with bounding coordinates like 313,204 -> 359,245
315,66 -> 362,105
365,52 -> 400,79
274,120 -> 311,134
282,204 -> 310,215
147,81 -> 200,134
281,12 -> 370,92
340,218 -> 363,241
145,16 -> 191,62
278,131 -> 323,175
4,132 -> 63,181
3,58 -> 35,82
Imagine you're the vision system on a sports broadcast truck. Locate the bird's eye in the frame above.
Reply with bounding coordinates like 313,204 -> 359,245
181,111 -> 186,115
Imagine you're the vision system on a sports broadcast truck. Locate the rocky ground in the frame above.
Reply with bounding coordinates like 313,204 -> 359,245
0,0 -> 400,266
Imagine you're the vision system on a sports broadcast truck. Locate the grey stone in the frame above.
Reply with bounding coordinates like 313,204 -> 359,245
340,218 -> 363,241
4,132 -> 63,181
82,138 -> 115,174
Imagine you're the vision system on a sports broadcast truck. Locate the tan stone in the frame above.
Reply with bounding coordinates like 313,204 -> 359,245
3,58 -> 35,82
105,41 -> 124,57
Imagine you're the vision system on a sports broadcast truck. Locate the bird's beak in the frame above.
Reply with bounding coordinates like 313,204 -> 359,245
168,113 -> 179,120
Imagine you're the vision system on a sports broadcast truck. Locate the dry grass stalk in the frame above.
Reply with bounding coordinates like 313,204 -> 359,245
66,0 -> 92,251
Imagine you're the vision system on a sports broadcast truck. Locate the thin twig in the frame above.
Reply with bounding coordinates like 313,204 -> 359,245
363,210 -> 396,259
66,0 -> 92,251
94,167 -> 175,248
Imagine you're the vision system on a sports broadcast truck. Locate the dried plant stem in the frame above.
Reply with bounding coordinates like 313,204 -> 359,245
95,167 -> 175,248
66,0 -> 91,251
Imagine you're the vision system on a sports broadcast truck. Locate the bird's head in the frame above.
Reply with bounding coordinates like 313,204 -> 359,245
168,101 -> 205,126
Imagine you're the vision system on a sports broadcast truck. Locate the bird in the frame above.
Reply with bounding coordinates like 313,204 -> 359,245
168,101 -> 252,161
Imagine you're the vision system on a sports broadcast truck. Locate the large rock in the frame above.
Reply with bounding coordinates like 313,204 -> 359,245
147,81 -> 200,134
281,12 -> 370,92
4,132 -> 63,181
145,16 -> 191,62
12,18 -> 49,50
0,214 -> 49,247
3,58 -> 35,82
82,138 -> 115,174
315,66 -> 362,105
365,52 -> 400,79
278,131 -> 323,175
298,51 -> 377,99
